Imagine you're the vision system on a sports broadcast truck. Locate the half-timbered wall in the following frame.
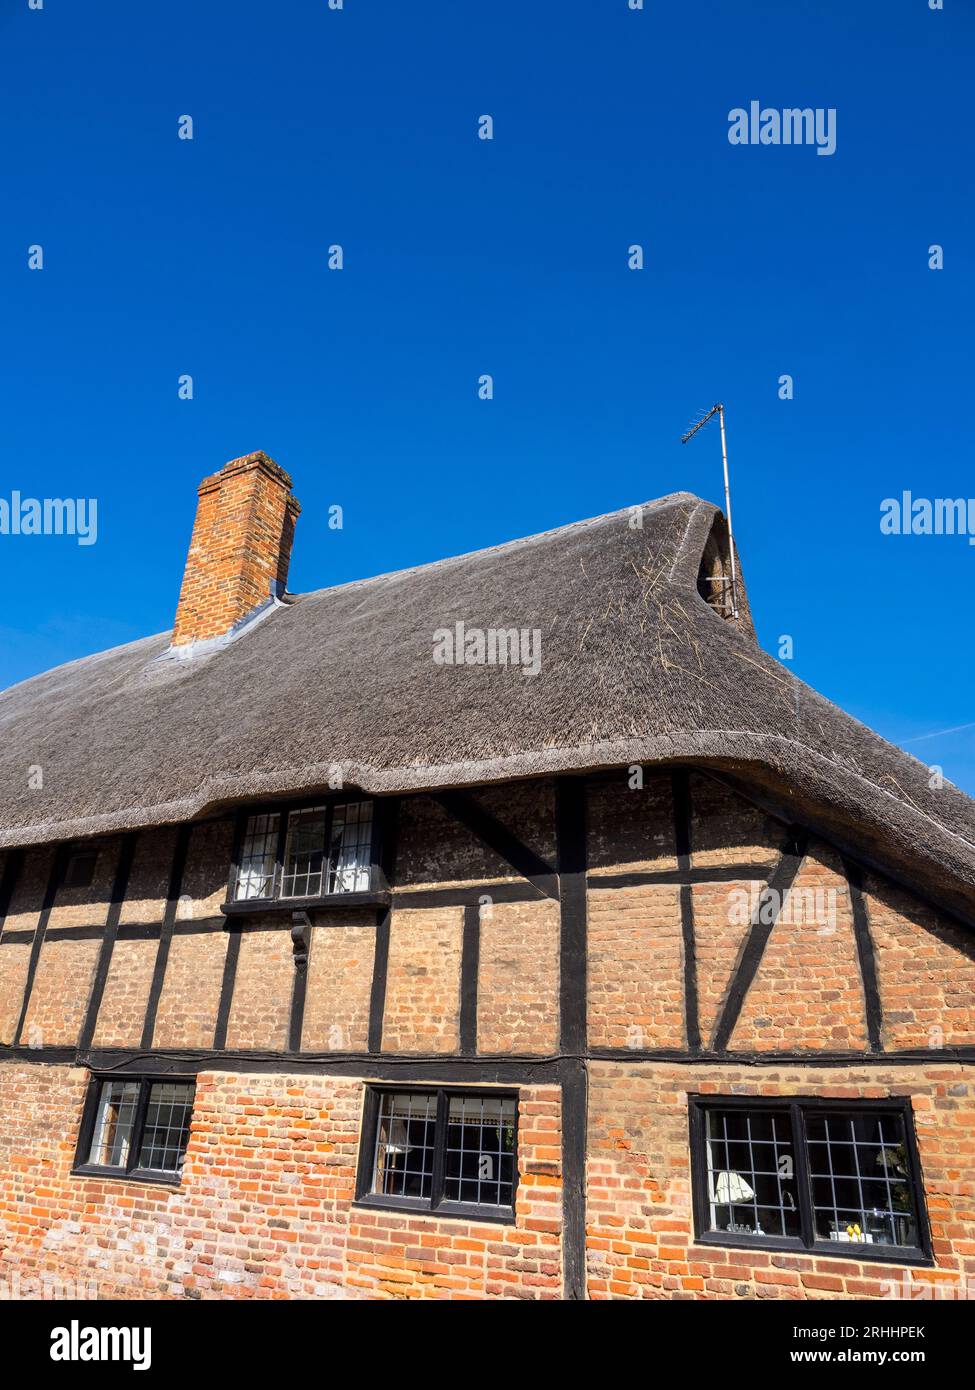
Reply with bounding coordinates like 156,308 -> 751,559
1,768 -> 975,1299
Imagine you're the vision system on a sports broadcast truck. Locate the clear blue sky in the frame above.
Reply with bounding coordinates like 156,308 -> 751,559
2,1 -> 973,792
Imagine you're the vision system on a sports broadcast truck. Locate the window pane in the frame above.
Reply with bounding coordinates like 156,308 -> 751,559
235,813 -> 280,900
372,1092 -> 436,1201
137,1083 -> 194,1175
807,1110 -> 919,1249
64,849 -> 98,890
704,1109 -> 801,1240
444,1094 -> 517,1210
87,1080 -> 140,1168
281,807 -> 327,898
325,800 -> 373,894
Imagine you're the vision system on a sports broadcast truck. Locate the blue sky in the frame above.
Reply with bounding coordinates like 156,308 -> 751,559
2,0 -> 973,792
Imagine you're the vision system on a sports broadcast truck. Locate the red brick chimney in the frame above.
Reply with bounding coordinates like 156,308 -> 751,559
171,451 -> 301,647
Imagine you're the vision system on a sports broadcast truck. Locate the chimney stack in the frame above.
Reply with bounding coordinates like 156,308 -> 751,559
171,451 -> 301,648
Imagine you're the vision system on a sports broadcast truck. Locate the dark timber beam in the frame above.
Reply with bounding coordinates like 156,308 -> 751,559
710,829 -> 808,1053
555,776 -> 588,1300
78,832 -> 138,1052
13,844 -> 68,1047
368,799 -> 400,1053
672,769 -> 701,1053
845,859 -> 884,1054
701,766 -> 975,938
459,902 -> 481,1056
140,824 -> 192,1050
213,927 -> 242,1050
432,790 -> 558,900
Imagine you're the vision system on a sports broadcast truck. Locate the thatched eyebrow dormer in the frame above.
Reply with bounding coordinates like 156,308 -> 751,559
1,489 -> 973,927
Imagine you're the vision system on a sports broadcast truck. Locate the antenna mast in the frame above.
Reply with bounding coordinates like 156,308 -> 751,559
680,402 -> 740,621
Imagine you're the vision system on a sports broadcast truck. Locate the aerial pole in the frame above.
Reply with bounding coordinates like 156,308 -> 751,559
680,402 -> 740,621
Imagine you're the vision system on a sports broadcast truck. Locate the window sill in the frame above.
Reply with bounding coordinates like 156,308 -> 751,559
353,1193 -> 516,1226
221,889 -> 391,918
693,1231 -> 933,1267
71,1164 -> 183,1189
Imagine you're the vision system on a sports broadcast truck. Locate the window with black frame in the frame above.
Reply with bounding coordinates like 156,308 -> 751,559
358,1088 -> 518,1220
232,798 -> 374,903
74,1077 -> 195,1183
691,1098 -> 929,1261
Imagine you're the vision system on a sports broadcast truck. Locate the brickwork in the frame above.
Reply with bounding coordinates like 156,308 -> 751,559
301,918 -> 376,1052
178,819 -> 235,920
91,937 -> 159,1047
21,936 -> 102,1047
692,877 -> 763,1044
476,899 -> 560,1054
729,842 -> 868,1052
588,771 -> 677,874
382,907 -> 462,1053
346,1085 -> 562,1298
224,924 -> 293,1051
395,795 -> 520,890
49,837 -> 120,929
3,846 -> 55,933
0,1067 -> 562,1301
867,874 -> 975,1050
120,827 -> 179,924
152,929 -> 229,1049
172,452 -> 300,647
689,774 -> 783,869
0,939 -> 33,1044
587,1060 -> 975,1300
587,883 -> 684,1049
2,768 -> 975,1301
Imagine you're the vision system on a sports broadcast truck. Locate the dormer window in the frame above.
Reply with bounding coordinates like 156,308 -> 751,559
230,797 -> 377,908
697,540 -> 733,618
695,515 -> 740,622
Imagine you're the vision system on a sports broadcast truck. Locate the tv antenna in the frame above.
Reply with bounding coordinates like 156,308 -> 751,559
680,402 -> 740,621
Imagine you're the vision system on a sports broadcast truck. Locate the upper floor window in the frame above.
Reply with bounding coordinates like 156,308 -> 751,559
73,1077 -> 195,1184
232,798 -> 375,903
690,1098 -> 930,1263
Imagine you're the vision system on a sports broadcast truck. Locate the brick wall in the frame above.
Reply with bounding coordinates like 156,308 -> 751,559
588,883 -> 684,1049
92,936 -> 158,1048
224,925 -> 294,1051
0,1066 -> 562,1300
21,937 -> 102,1048
301,916 -> 376,1052
867,874 -> 975,1050
476,899 -> 560,1053
152,930 -> 229,1049
729,842 -> 868,1052
2,769 -> 975,1301
586,1060 -> 975,1300
381,907 -> 463,1053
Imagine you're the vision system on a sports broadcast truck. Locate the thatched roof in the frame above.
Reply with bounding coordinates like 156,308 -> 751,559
2,492 -> 974,922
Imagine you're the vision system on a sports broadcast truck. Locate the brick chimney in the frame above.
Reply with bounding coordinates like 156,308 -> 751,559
171,451 -> 301,647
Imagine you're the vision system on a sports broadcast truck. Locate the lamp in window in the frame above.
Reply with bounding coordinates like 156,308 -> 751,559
384,1118 -> 412,1156
712,1170 -> 754,1205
